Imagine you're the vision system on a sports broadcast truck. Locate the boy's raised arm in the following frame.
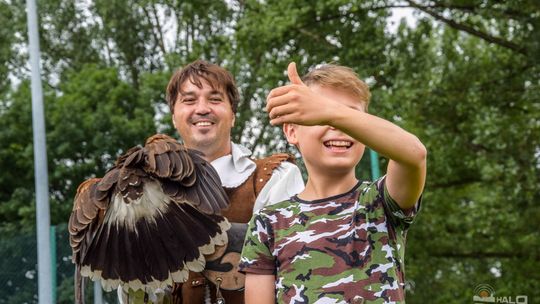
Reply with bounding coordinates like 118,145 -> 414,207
245,273 -> 276,304
267,62 -> 426,210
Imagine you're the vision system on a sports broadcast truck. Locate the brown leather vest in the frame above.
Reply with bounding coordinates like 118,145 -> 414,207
171,153 -> 294,304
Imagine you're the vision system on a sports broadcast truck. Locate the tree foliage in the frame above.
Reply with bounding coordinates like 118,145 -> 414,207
0,0 -> 538,302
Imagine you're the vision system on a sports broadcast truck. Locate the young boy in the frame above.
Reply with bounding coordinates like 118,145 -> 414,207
238,63 -> 427,303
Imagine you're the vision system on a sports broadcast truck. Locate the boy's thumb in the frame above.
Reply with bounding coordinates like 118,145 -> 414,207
288,62 -> 305,86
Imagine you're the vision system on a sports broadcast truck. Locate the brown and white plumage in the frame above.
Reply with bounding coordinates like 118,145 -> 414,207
69,134 -> 230,295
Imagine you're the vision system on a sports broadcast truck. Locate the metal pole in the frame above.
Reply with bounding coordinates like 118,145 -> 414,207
94,281 -> 103,304
26,0 -> 53,303
370,149 -> 381,179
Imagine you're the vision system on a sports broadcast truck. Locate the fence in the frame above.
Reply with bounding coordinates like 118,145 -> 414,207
0,224 -> 117,303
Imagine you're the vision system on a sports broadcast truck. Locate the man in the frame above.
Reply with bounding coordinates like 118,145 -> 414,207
120,60 -> 304,303
167,59 -> 303,214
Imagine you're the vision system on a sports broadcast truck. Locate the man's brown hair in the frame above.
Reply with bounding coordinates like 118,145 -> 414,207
166,60 -> 240,114
302,64 -> 371,111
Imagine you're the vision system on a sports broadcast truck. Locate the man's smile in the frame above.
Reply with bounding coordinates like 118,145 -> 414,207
194,121 -> 214,127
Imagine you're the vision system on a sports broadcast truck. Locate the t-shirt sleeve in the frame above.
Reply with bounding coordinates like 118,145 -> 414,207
238,210 -> 276,275
376,175 -> 422,231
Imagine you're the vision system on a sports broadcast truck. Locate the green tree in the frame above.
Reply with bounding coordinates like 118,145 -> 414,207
0,0 -> 538,302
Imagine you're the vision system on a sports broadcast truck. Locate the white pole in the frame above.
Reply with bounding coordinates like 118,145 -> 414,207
25,0 -> 53,303
94,281 -> 103,304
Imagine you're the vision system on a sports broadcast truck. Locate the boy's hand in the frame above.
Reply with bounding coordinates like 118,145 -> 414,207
266,62 -> 336,126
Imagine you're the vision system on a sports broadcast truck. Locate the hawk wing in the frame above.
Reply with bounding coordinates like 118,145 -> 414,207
69,134 -> 230,293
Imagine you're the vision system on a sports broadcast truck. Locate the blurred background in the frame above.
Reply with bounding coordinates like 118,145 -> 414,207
0,0 -> 538,303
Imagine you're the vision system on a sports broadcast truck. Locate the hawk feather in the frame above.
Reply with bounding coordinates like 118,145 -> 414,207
69,134 -> 230,296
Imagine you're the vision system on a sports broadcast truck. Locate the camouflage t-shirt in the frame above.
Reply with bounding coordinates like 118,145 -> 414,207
238,176 -> 421,304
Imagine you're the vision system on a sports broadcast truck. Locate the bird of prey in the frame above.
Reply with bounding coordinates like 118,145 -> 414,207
68,134 -> 230,302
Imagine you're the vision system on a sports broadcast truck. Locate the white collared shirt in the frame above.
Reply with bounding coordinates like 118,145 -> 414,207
211,142 -> 305,212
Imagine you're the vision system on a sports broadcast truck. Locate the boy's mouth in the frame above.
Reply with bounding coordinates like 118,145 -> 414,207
323,140 -> 353,151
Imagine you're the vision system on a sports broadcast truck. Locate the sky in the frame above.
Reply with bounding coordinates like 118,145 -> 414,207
387,7 -> 418,33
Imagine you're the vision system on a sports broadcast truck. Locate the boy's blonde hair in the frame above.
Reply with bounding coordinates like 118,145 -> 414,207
302,64 -> 371,111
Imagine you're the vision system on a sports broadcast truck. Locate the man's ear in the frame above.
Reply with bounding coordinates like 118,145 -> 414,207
282,123 -> 298,145
172,115 -> 177,128
231,114 -> 236,128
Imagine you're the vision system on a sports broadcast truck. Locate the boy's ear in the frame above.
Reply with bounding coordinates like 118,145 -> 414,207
282,123 -> 298,145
